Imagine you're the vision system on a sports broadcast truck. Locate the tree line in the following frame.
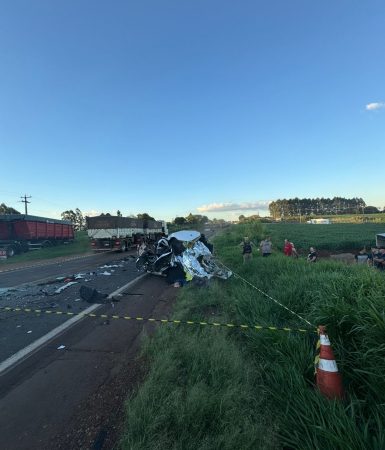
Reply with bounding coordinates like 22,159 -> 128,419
172,213 -> 227,225
268,197 -> 382,218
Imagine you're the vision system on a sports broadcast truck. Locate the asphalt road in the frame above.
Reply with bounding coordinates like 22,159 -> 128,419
0,251 -> 177,450
0,251 -> 134,287
0,251 -> 142,363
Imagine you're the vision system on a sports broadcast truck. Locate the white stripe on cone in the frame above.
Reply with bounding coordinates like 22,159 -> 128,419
320,335 -> 331,346
318,358 -> 338,372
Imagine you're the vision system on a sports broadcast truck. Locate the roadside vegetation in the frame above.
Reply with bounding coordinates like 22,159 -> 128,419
119,223 -> 385,449
0,231 -> 90,265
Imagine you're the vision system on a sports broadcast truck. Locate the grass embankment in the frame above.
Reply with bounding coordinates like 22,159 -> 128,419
266,222 -> 385,252
119,223 -> 385,449
0,231 -> 90,266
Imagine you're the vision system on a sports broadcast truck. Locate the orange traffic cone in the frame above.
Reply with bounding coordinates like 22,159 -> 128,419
315,325 -> 344,399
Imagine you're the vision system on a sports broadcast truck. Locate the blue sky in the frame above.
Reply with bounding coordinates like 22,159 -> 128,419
1,0 -> 384,221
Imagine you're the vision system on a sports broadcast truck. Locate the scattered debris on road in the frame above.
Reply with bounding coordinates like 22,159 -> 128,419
54,282 -> 78,294
0,257 -> 138,312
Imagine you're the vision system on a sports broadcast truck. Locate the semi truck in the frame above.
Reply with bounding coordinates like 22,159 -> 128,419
86,215 -> 168,252
0,214 -> 74,257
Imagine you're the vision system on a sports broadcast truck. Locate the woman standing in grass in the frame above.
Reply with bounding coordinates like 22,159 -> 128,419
283,239 -> 293,256
290,241 -> 299,258
259,236 -> 272,257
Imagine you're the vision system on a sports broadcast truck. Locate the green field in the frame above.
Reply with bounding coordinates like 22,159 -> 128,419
265,223 -> 385,252
324,213 -> 385,224
119,223 -> 385,450
0,231 -> 91,265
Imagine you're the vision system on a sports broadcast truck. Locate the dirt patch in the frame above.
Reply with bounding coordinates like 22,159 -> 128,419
329,253 -> 356,264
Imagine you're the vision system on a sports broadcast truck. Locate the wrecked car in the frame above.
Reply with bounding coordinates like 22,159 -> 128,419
135,230 -> 232,282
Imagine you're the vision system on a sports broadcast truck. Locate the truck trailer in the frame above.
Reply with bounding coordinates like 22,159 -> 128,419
0,214 -> 75,257
86,215 -> 168,252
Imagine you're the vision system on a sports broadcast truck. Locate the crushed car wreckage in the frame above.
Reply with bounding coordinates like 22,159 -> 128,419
135,230 -> 232,282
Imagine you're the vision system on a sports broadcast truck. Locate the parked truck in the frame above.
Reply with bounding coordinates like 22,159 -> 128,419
0,214 -> 74,257
86,215 -> 168,252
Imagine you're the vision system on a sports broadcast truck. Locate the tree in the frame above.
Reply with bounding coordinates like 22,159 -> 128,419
137,213 -> 155,221
364,206 -> 379,214
238,214 -> 260,223
0,203 -> 21,214
174,216 -> 187,225
186,213 -> 209,224
61,208 -> 85,231
117,210 -> 122,217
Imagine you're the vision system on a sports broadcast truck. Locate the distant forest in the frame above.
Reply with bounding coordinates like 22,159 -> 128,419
269,197 -> 381,218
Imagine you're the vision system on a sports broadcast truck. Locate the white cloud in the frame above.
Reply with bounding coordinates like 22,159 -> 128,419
365,102 -> 385,111
197,201 -> 270,213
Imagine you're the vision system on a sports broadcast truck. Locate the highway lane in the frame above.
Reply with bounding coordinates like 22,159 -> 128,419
0,250 -> 137,287
0,252 -> 142,364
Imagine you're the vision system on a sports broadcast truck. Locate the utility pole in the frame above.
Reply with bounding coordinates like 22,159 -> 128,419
19,194 -> 31,215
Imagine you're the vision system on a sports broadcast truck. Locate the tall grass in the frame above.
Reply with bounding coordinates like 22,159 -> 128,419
119,223 -> 385,449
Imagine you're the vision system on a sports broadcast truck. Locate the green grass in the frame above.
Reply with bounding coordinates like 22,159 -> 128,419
119,223 -> 385,449
265,222 -> 385,252
0,231 -> 90,265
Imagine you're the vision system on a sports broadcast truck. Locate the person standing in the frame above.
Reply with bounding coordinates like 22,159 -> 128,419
239,237 -> 255,263
284,239 -> 293,256
291,242 -> 299,258
260,237 -> 273,257
307,247 -> 317,262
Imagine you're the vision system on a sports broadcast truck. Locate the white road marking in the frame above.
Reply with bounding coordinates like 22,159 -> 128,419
0,273 -> 147,375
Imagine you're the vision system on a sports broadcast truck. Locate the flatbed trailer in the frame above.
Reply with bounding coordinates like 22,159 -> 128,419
86,216 -> 168,252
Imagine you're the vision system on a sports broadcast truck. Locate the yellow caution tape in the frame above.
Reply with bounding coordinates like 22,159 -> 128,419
0,306 -> 316,334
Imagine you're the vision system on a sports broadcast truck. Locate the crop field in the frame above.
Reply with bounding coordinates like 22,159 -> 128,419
265,222 -> 385,252
119,223 -> 385,449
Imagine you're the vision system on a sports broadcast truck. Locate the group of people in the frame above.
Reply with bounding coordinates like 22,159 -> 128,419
239,236 -> 272,262
240,237 -> 317,263
355,247 -> 385,270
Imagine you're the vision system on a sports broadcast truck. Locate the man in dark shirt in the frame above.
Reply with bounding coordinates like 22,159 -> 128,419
307,247 -> 317,263
373,248 -> 385,270
239,237 -> 255,263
